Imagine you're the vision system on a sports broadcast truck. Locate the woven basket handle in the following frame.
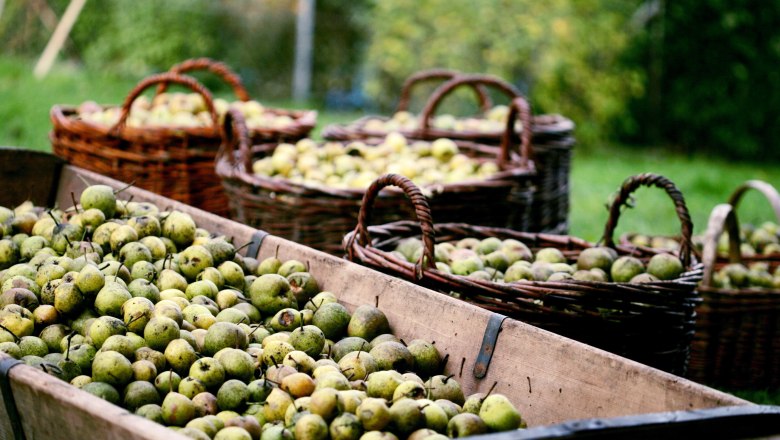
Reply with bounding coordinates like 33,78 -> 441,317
111,73 -> 221,136
346,174 -> 436,279
601,173 -> 694,268
727,180 -> 780,222
701,203 -> 742,287
217,108 -> 253,173
156,58 -> 251,101
418,74 -> 532,168
396,69 -> 492,113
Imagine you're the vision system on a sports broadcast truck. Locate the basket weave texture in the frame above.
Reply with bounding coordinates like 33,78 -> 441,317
50,59 -> 316,215
688,181 -> 780,389
344,173 -> 702,375
216,105 -> 537,255
323,71 -> 575,234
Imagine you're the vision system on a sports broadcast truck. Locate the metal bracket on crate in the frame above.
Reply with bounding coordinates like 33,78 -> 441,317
0,357 -> 25,440
246,230 -> 270,259
473,312 -> 508,379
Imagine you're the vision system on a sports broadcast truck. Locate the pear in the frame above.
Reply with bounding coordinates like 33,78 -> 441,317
289,324 -> 326,357
132,359 -> 157,382
204,322 -> 247,356
425,375 -> 464,405
281,372 -> 316,398
249,274 -> 297,316
155,370 -> 182,394
447,413 -> 488,437
347,305 -> 390,342
576,247 -> 615,272
312,302 -> 351,340
179,245 -> 215,280
256,256 -> 282,275
366,370 -> 404,400
217,379 -> 249,411
369,341 -> 414,372
646,253 -> 684,280
338,351 -> 378,381
287,272 -> 319,306
263,387 -> 294,422
123,380 -> 161,411
406,340 -> 441,378
179,377 -> 208,399
388,397 -> 425,435
189,357 -> 226,390
478,394 -> 523,431
309,387 -> 342,421
162,391 -> 197,426
332,336 -> 370,362
217,348 -> 255,382
80,185 -> 116,218
92,350 -> 133,387
294,413 -> 329,440
330,412 -> 364,440
165,338 -> 199,374
610,256 -> 645,283
162,211 -> 197,248
192,391 -> 219,416
144,316 -> 180,351
83,381 -> 120,404
135,347 -> 166,372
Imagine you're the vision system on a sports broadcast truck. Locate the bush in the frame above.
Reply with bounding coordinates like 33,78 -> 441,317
362,0 -> 644,145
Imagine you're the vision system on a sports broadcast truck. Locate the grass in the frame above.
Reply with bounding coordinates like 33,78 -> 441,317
3,57 -> 780,403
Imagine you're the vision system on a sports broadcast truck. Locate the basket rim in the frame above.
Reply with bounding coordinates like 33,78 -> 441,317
51,103 -> 317,139
215,139 -> 537,200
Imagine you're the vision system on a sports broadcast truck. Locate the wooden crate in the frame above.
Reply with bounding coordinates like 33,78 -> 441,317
0,148 -> 750,439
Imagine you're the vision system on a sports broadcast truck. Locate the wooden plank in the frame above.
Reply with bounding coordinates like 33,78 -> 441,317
0,353 -> 189,440
0,147 -> 63,208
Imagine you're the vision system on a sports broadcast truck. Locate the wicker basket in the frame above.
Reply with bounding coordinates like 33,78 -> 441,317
323,72 -> 575,234
689,180 -> 780,389
158,58 -> 317,143
216,102 -> 537,255
344,173 -> 702,375
50,73 -> 235,215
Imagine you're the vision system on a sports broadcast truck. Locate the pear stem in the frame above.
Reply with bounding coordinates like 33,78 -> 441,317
70,192 -> 81,214
0,324 -> 20,343
485,381 -> 498,399
113,181 -> 136,195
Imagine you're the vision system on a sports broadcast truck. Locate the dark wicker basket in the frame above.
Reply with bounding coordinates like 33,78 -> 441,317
50,60 -> 316,216
216,104 -> 537,255
344,173 -> 702,375
689,180 -> 780,389
323,72 -> 575,234
50,73 -> 233,215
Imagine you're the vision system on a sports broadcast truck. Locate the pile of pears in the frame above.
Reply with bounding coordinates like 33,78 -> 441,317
392,236 -> 686,285
76,93 -> 296,131
253,133 -> 501,190
0,185 -> 525,440
358,106 -> 516,134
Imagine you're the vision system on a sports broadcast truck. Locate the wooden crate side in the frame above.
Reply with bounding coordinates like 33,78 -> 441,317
0,354 -> 189,440
0,147 -> 63,208
54,165 -> 749,426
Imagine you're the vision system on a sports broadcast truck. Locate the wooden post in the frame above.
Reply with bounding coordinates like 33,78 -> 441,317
33,0 -> 87,79
292,0 -> 315,103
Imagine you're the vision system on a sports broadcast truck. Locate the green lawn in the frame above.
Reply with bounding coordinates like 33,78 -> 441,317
3,57 -> 780,403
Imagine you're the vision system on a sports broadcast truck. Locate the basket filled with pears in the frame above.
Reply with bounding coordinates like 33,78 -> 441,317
215,99 -> 537,255
344,173 -> 702,376
688,180 -> 780,389
50,58 -> 316,217
323,70 -> 575,234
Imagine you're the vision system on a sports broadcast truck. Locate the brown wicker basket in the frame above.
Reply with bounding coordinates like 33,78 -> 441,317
158,58 -> 317,143
344,173 -> 702,375
216,101 -> 537,255
323,72 -> 575,234
50,73 -> 234,215
689,180 -> 780,389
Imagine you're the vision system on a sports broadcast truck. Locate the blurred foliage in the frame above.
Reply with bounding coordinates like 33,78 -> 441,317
642,0 -> 780,162
0,0 -> 371,101
362,0 -> 645,145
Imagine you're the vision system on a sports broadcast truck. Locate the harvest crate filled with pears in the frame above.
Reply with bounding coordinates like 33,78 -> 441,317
0,148 -> 765,440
